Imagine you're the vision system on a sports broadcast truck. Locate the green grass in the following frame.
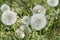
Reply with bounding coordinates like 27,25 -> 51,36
0,0 -> 60,40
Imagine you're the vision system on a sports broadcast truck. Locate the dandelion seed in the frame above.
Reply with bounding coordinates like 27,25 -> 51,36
0,4 -> 10,12
46,0 -> 59,7
30,14 -> 46,30
1,11 -> 17,25
32,5 -> 46,15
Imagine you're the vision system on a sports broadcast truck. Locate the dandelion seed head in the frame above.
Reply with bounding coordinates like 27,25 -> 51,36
46,0 -> 59,7
1,11 -> 17,25
32,5 -> 46,15
21,16 -> 30,25
0,4 -> 10,12
30,14 -> 46,30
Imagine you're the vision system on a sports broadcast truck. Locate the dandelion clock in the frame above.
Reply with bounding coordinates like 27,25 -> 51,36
30,14 -> 46,30
21,16 -> 30,25
1,11 -> 17,25
46,0 -> 59,7
15,29 -> 25,39
0,4 -> 10,12
32,5 -> 46,15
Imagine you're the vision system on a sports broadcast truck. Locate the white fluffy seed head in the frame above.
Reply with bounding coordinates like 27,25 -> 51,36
30,14 -> 46,30
32,5 -> 46,15
15,29 -> 25,39
21,16 -> 30,25
0,4 -> 10,12
46,0 -> 59,7
1,11 -> 17,25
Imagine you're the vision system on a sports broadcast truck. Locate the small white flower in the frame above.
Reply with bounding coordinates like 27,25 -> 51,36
21,16 -> 30,25
15,29 -> 25,39
0,4 -> 10,12
32,5 -> 46,15
1,11 -> 17,25
46,0 -> 59,7
30,14 -> 46,30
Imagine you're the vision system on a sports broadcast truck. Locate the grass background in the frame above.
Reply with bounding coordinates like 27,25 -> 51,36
0,0 -> 60,40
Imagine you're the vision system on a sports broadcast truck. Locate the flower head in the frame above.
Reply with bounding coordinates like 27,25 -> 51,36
46,0 -> 59,7
32,5 -> 46,15
0,4 -> 10,12
1,11 -> 17,25
30,14 -> 46,30
21,16 -> 30,25
15,29 -> 25,39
